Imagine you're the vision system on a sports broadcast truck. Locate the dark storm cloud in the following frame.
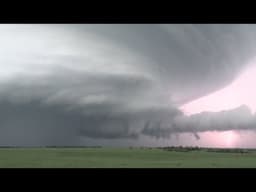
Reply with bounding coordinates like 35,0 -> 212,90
1,24 -> 256,145
0,98 -> 254,145
0,98 -> 180,145
0,100 -> 137,146
141,105 -> 256,139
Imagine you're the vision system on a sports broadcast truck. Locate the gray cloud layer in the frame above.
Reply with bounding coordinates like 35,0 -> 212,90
142,105 -> 256,139
0,24 -> 256,145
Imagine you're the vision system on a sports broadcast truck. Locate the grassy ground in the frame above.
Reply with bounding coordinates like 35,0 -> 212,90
0,147 -> 255,168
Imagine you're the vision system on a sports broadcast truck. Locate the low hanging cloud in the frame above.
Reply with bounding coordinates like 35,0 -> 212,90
0,98 -> 255,145
142,105 -> 256,140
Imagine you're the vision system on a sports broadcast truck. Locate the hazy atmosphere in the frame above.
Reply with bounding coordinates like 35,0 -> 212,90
1,24 -> 256,148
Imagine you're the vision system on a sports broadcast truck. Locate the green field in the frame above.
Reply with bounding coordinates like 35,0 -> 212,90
0,147 -> 255,168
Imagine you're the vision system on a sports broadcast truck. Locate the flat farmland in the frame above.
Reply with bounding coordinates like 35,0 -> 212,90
0,147 -> 255,168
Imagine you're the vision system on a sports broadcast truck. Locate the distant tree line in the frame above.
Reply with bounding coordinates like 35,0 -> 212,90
154,146 -> 251,153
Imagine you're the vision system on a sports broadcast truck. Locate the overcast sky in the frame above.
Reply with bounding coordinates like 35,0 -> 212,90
1,24 -> 256,147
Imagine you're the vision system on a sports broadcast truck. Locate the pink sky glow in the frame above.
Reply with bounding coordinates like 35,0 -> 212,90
180,62 -> 256,116
178,61 -> 256,148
